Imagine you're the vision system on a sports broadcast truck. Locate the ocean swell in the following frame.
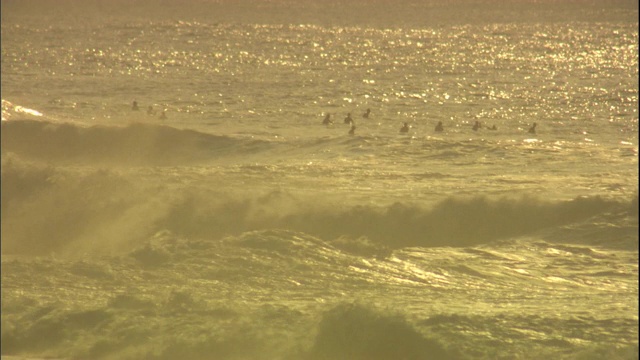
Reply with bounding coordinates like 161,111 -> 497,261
1,119 -> 266,165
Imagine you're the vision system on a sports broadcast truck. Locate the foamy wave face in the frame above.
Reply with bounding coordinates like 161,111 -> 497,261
1,156 -> 157,255
2,225 -> 636,359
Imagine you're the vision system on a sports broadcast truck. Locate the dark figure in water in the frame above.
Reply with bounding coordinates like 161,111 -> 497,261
344,113 -> 353,124
528,122 -> 537,134
132,100 -> 139,111
322,113 -> 333,125
349,124 -> 356,135
472,121 -> 481,131
400,122 -> 410,133
362,108 -> 371,118
488,125 -> 497,130
435,121 -> 444,132
159,110 -> 167,120
147,105 -> 155,115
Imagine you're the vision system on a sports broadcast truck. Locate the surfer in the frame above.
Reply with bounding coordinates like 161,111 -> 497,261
147,105 -> 155,115
472,121 -> 481,131
322,113 -> 333,126
528,122 -> 537,134
349,124 -> 356,135
132,100 -> 139,111
344,113 -> 353,124
435,121 -> 444,132
400,122 -> 410,133
362,108 -> 371,119
159,110 -> 167,120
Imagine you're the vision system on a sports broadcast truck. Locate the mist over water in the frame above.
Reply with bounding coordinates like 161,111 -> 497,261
2,0 -> 638,359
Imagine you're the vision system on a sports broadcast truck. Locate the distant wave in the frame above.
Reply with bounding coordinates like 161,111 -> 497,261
1,119 -> 271,165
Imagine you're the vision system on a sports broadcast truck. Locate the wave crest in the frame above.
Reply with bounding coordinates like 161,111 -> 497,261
1,119 -> 260,165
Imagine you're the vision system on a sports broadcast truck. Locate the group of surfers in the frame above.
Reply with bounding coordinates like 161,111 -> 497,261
133,100 -> 537,135
322,108 -> 537,135
132,100 -> 167,120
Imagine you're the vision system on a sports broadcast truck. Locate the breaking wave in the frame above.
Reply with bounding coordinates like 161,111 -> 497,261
2,151 -> 636,257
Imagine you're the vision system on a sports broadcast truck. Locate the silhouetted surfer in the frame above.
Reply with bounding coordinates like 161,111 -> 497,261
159,110 -> 167,120
400,122 -> 410,133
323,113 -> 333,125
528,122 -> 537,134
344,113 -> 353,124
362,108 -> 371,118
435,121 -> 444,132
132,100 -> 139,111
349,124 -> 356,135
472,121 -> 481,131
147,105 -> 154,115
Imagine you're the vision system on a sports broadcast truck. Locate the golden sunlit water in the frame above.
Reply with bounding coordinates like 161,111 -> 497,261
1,1 -> 638,359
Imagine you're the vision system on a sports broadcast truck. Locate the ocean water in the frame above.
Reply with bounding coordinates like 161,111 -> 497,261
1,0 -> 638,359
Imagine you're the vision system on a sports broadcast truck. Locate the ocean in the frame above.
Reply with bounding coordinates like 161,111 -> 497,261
1,0 -> 638,359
